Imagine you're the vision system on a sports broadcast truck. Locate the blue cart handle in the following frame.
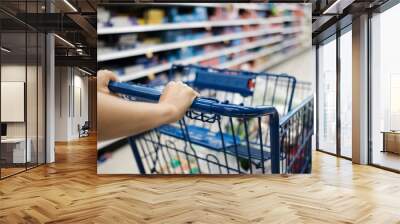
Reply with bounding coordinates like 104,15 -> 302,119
108,81 -> 277,118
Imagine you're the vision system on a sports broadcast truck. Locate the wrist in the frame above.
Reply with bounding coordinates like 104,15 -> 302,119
158,103 -> 179,124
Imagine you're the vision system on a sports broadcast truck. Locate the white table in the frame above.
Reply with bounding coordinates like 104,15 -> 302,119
1,138 -> 31,163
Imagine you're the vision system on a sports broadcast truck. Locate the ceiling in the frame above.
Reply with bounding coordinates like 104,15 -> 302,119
312,0 -> 391,43
0,0 -> 97,73
1,0 -> 397,71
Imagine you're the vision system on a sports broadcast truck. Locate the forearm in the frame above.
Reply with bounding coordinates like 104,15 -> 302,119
97,92 -> 175,141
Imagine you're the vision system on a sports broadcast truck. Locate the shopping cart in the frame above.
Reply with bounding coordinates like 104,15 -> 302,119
149,64 -> 297,115
109,81 -> 280,174
108,79 -> 313,174
279,95 -> 313,173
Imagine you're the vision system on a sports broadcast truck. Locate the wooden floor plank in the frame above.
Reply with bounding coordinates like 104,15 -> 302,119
0,135 -> 400,223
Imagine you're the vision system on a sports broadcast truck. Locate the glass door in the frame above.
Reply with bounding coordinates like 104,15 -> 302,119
26,0 -> 46,169
317,36 -> 337,155
370,3 -> 400,171
317,25 -> 353,159
0,0 -> 47,179
1,31 -> 28,178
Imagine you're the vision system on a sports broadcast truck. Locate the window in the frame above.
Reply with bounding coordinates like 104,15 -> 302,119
340,29 -> 352,158
318,36 -> 337,154
371,3 -> 400,171
0,1 -> 47,179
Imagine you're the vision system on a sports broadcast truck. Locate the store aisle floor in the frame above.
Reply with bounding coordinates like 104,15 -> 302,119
0,135 -> 399,223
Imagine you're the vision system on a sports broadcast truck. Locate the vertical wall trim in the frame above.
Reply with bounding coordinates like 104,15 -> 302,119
59,69 -> 62,117
69,69 -> 71,118
315,45 -> 320,150
0,25 -> 2,179
46,32 -> 55,163
37,20 -> 39,167
68,84 -> 71,117
367,11 -> 373,165
336,26 -> 341,157
25,9 -> 28,170
352,14 -> 369,164
72,68 -> 75,118
44,33 -> 47,164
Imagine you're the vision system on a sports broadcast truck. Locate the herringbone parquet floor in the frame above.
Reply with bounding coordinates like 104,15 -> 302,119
1,135 -> 400,223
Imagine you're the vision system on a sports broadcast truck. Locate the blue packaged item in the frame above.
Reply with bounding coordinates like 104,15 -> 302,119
135,56 -> 147,64
219,55 -> 228,64
169,7 -> 208,23
169,8 -> 180,23
163,30 -> 175,42
167,53 -> 179,63
194,7 -> 208,21
231,39 -> 241,46
113,68 -> 125,76
135,56 -> 152,68
180,47 -> 196,58
193,46 -> 204,55
176,34 -> 186,42
139,56 -> 159,69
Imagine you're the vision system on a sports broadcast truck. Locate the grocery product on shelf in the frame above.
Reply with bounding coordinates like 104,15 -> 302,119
169,7 -> 208,23
144,9 -> 165,24
97,3 -> 310,82
118,34 -> 138,49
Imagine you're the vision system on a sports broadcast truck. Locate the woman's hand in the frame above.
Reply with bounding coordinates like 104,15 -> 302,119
159,81 -> 199,123
97,72 -> 198,140
97,70 -> 118,94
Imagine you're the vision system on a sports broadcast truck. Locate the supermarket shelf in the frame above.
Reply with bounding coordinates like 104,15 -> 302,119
218,38 -> 304,69
118,45 -> 310,83
98,27 -> 304,62
232,3 -> 271,11
98,16 -> 296,35
148,3 -> 303,11
279,4 -> 302,11
118,35 -> 284,82
145,3 -> 271,11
